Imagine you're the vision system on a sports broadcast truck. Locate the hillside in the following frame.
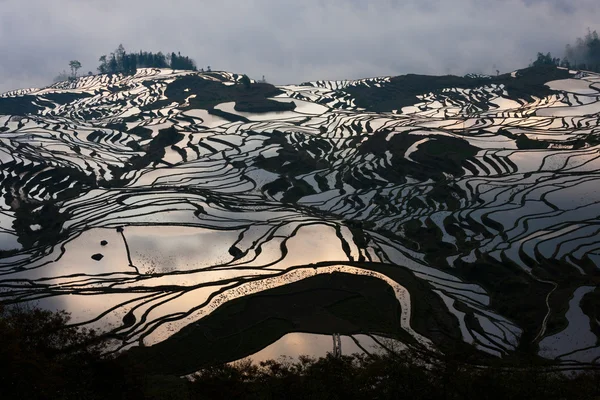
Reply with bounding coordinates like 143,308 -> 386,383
0,66 -> 599,371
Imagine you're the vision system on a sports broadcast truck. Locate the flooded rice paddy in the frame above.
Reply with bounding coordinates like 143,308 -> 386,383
0,67 -> 599,369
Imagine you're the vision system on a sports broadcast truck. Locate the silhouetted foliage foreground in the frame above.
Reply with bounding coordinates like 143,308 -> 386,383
0,304 -> 143,399
1,305 -> 599,400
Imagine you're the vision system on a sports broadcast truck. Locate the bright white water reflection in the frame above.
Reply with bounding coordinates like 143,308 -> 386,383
240,333 -> 405,364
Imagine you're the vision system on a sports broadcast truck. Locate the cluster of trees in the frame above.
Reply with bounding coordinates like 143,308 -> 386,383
97,44 -> 198,75
1,304 -> 599,399
192,353 -> 600,400
532,28 -> 600,72
564,28 -> 600,72
531,52 -> 562,68
53,45 -> 201,83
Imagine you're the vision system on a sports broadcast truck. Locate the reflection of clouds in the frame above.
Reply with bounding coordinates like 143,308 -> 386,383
8,227 -> 136,327
124,222 -> 355,275
126,226 -> 241,273
35,292 -> 144,329
242,333 -> 404,363
247,333 -> 350,362
280,223 -> 353,267
51,228 -> 129,276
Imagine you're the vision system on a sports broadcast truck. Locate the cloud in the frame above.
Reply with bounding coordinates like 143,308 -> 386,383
0,0 -> 599,92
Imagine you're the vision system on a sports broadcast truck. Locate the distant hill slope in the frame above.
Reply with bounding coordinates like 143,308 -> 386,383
0,65 -> 599,370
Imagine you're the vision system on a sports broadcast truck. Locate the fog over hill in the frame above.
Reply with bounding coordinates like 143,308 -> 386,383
0,65 -> 599,372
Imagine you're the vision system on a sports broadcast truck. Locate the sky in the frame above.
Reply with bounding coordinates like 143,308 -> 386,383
0,0 -> 599,93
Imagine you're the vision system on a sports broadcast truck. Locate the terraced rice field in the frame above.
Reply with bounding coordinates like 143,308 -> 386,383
0,66 -> 598,372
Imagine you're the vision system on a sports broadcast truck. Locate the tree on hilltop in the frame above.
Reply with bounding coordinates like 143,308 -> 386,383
530,52 -> 560,67
108,53 -> 118,74
170,52 -> 196,70
97,55 -> 108,74
115,44 -> 126,71
69,60 -> 82,78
